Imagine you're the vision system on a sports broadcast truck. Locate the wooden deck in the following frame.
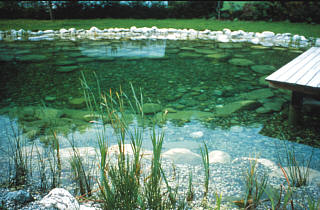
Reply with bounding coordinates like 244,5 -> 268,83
266,47 -> 320,96
265,47 -> 320,124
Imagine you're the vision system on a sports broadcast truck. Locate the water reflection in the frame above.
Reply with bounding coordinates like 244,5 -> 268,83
79,39 -> 166,58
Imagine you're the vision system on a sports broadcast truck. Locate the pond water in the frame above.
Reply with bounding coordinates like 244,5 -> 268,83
0,38 -> 319,206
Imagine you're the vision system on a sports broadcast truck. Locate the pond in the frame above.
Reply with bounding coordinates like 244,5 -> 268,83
0,37 -> 319,207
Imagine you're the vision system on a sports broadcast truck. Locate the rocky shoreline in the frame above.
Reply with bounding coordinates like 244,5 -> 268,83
1,26 -> 320,49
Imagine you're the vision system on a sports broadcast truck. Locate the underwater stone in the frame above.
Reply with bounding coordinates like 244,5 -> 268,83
250,65 -> 276,74
238,88 -> 274,100
16,54 -> 48,62
178,52 -> 202,58
228,58 -> 255,67
194,49 -> 217,54
142,103 -> 162,115
215,100 -> 259,117
68,97 -> 86,109
190,131 -> 204,138
218,43 -> 242,49
56,60 -> 77,66
56,65 -> 78,72
256,100 -> 284,114
206,53 -> 230,60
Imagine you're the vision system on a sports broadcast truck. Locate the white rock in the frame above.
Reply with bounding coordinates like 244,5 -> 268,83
262,31 -> 275,38
209,150 -> 231,164
315,38 -> 320,47
162,148 -> 201,164
69,28 -> 76,33
43,29 -> 54,34
250,38 -> 260,44
190,131 -> 204,138
217,34 -> 229,42
39,188 -> 80,210
223,28 -> 231,35
59,28 -> 68,34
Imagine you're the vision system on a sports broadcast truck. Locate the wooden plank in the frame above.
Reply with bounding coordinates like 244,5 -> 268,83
287,55 -> 320,85
268,48 -> 319,83
268,81 -> 319,96
265,47 -> 317,82
296,59 -> 320,87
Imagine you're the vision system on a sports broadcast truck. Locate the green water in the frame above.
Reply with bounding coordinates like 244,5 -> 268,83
0,39 -> 319,146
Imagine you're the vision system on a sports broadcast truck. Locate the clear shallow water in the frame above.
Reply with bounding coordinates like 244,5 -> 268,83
0,39 -> 320,207
0,38 -> 319,145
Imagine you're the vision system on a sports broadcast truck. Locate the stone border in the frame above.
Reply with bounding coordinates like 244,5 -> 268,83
1,26 -> 320,48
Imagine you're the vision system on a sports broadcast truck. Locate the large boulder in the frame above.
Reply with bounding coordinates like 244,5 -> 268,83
162,148 -> 201,165
39,188 -> 80,210
208,150 -> 231,164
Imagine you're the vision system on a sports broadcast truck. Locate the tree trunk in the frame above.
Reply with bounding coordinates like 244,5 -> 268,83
48,0 -> 54,20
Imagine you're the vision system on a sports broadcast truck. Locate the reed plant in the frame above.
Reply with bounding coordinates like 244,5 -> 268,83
277,143 -> 313,188
6,125 -> 31,187
200,142 -> 210,201
68,138 -> 94,197
235,158 -> 268,209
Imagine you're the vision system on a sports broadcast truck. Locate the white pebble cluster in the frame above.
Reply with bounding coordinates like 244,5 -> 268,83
1,26 -> 319,48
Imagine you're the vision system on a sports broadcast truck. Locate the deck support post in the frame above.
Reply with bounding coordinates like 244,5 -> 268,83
288,91 -> 303,125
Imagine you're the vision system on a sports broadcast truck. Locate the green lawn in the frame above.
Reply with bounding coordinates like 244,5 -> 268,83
0,18 -> 319,38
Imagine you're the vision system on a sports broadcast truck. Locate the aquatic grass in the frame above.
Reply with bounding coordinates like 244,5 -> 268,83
277,143 -> 313,188
200,142 -> 209,201
214,192 -> 222,210
145,127 -> 165,209
307,196 -> 320,210
68,138 -> 94,197
186,171 -> 194,203
235,158 -> 268,209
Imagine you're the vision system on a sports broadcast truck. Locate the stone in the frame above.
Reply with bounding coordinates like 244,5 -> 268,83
180,47 -> 196,51
165,110 -> 214,121
256,100 -> 284,114
215,100 -> 260,117
39,188 -> 80,210
142,103 -> 162,115
76,57 -> 94,63
178,52 -> 202,58
108,144 -> 152,157
69,97 -> 86,109
218,43 -> 242,49
259,75 -> 269,86
5,190 -> 34,204
56,65 -> 78,72
206,53 -> 230,60
228,58 -> 255,67
45,96 -> 56,102
250,65 -> 276,74
16,54 -> 48,62
208,150 -> 231,164
56,60 -> 77,66
190,131 -> 204,138
194,49 -> 217,54
238,88 -> 274,100
162,148 -> 201,165
233,157 -> 278,171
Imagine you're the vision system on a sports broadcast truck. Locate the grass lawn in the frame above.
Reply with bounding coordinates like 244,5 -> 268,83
0,18 -> 319,38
